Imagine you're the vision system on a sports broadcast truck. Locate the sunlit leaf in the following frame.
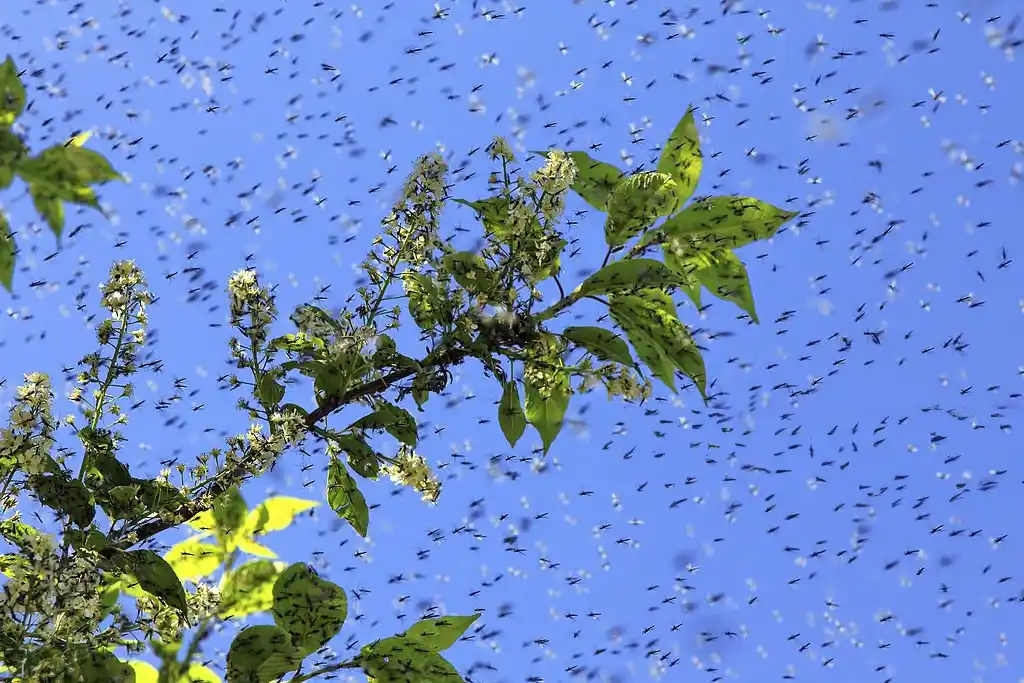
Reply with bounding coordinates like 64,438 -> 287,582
272,562 -> 348,655
0,56 -> 26,126
609,290 -> 707,400
604,172 -> 681,248
165,538 -> 223,581
497,382 -> 527,448
127,661 -> 159,683
219,560 -> 284,618
237,536 -> 278,559
561,326 -> 633,366
695,249 -> 758,322
442,251 -> 498,297
28,183 -> 64,242
642,195 -> 799,255
400,614 -> 481,652
178,665 -> 221,683
575,258 -> 680,298
212,487 -> 248,547
243,496 -> 319,537
656,106 -> 702,205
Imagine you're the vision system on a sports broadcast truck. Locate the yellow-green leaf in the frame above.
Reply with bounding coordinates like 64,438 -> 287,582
401,613 -> 481,652
575,258 -> 681,298
243,496 -> 319,537
562,326 -> 633,366
650,195 -> 799,255
127,661 -> 159,683
0,211 -> 15,292
609,290 -> 707,400
604,172 -> 681,248
695,249 -> 758,322
0,57 -> 26,126
28,183 -> 64,242
237,536 -> 278,559
656,106 -> 702,205
164,538 -> 223,581
218,560 -> 284,618
497,382 -> 526,448
441,251 -> 498,297
179,664 -> 220,683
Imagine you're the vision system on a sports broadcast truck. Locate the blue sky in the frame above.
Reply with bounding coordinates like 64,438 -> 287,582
2,1 -> 1023,682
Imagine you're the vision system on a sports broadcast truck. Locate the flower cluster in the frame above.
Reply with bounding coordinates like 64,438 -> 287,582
381,445 -> 442,504
1,372 -> 56,478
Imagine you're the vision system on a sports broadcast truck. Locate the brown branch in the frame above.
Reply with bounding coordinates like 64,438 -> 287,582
105,345 -> 471,555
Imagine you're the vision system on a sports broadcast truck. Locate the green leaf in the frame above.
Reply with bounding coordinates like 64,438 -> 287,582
497,382 -> 527,448
30,473 -> 95,528
533,150 -> 624,211
645,195 -> 799,255
135,477 -> 187,517
359,639 -> 464,683
0,57 -> 26,126
401,272 -> 444,330
441,251 -> 497,297
656,106 -> 702,206
243,496 -> 319,537
29,182 -> 65,242
609,290 -> 707,400
663,248 -> 703,308
218,560 -> 283,618
164,538 -> 224,582
400,613 -> 481,652
575,258 -> 681,298
255,375 -> 285,407
212,487 -> 248,544
226,625 -> 302,683
562,326 -> 633,366
329,433 -> 381,479
327,457 -> 369,537
114,549 -> 188,615
0,211 -> 12,292
695,249 -> 758,322
0,517 -> 42,552
452,196 -> 513,238
523,374 -> 570,455
18,144 -> 122,186
269,332 -> 325,354
272,562 -> 348,656
348,403 -> 418,447
604,172 -> 681,248
75,649 -> 136,683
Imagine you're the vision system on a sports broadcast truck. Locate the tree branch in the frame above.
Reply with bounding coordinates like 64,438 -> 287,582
105,345 -> 471,554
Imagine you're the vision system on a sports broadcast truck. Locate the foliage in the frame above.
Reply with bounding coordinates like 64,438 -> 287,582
0,56 -> 124,291
0,101 -> 796,682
